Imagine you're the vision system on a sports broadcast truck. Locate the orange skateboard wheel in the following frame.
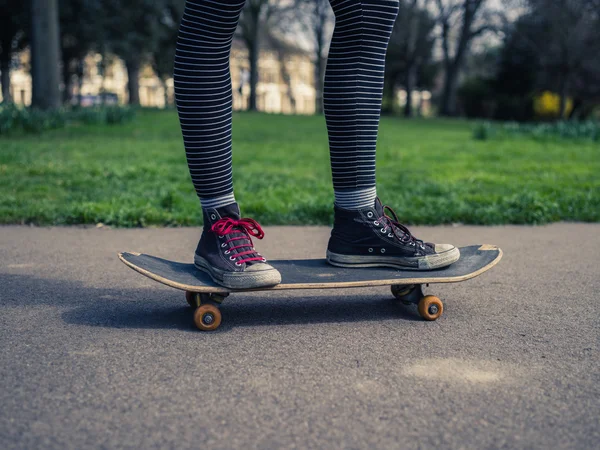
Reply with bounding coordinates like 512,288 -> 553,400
418,295 -> 443,321
193,304 -> 222,331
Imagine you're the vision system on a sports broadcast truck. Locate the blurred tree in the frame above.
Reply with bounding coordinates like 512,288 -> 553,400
292,0 -> 333,114
237,0 -> 296,111
151,0 -> 185,107
385,0 -> 436,117
99,0 -> 164,105
238,0 -> 271,111
433,0 -> 499,116
497,0 -> 600,120
31,0 -> 62,109
524,0 -> 600,118
59,0 -> 102,104
491,16 -> 540,120
0,0 -> 29,103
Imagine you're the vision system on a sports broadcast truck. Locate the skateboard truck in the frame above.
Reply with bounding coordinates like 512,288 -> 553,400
390,284 -> 443,320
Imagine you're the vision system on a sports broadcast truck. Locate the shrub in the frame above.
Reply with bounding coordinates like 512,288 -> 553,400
458,77 -> 495,119
0,104 -> 136,135
473,122 -> 495,140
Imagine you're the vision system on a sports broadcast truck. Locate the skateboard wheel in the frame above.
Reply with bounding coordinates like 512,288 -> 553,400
417,295 -> 443,321
193,304 -> 222,331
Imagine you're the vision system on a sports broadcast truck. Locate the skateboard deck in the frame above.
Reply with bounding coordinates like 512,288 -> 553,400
119,245 -> 502,330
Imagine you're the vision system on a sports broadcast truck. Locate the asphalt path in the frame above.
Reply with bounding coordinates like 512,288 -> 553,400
1,224 -> 598,449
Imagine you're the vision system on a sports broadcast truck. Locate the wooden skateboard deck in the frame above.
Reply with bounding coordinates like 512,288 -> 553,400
119,245 -> 502,330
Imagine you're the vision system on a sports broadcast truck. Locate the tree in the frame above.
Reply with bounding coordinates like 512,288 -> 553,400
499,0 -> 600,119
525,0 -> 600,117
152,0 -> 185,107
99,0 -> 164,105
31,0 -> 62,110
293,0 -> 333,114
385,0 -> 436,117
433,0 -> 498,116
238,0 -> 271,111
0,0 -> 29,103
59,0 -> 102,104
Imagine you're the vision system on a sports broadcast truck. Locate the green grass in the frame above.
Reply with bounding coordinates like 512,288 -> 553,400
1,109 -> 599,226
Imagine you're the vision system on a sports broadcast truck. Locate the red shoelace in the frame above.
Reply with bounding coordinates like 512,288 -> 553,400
211,217 -> 266,265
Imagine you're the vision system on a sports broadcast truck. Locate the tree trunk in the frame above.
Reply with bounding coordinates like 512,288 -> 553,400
161,78 -> 170,108
126,58 -> 141,106
314,38 -> 325,114
62,58 -> 73,105
440,61 -> 460,116
76,59 -> 85,106
314,56 -> 323,115
248,34 -> 259,111
382,72 -> 397,115
558,73 -> 568,119
1,53 -> 12,103
404,65 -> 417,118
31,0 -> 62,110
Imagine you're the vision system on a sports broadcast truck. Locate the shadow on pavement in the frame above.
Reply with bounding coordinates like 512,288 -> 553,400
1,272 -> 420,333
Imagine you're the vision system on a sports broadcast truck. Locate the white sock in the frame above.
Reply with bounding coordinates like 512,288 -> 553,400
334,187 -> 377,210
200,193 -> 236,210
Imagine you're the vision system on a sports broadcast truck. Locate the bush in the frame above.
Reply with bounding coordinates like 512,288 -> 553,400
0,103 -> 137,135
458,77 -> 495,119
472,122 -> 495,141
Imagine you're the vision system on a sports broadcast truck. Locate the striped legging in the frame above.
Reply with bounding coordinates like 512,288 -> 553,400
174,0 -> 399,210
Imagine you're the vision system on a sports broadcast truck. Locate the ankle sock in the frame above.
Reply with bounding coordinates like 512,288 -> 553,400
334,187 -> 377,210
200,194 -> 236,211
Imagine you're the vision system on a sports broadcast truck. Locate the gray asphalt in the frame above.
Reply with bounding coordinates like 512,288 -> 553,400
1,224 -> 598,450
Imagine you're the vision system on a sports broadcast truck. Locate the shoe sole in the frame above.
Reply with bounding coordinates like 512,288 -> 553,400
326,247 -> 460,270
194,255 -> 281,289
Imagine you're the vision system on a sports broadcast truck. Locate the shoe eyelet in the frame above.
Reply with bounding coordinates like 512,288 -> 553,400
210,214 -> 217,220
374,221 -> 379,226
261,258 -> 267,262
235,262 -> 242,266
221,243 -> 227,248
381,248 -> 386,253
367,212 -> 373,218
224,250 -> 230,255
368,248 -> 373,253
388,233 -> 393,238
229,256 -> 236,261
380,228 -> 386,233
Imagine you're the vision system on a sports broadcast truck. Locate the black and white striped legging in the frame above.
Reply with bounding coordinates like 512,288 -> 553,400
174,0 -> 399,211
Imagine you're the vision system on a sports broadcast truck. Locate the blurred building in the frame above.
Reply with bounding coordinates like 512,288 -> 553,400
3,38 -> 429,115
2,37 -> 317,114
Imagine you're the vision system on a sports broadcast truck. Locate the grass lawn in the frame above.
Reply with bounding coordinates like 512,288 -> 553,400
1,109 -> 598,226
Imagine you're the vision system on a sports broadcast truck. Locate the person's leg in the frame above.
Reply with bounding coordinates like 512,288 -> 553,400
174,0 -> 243,209
324,0 -> 399,209
324,0 -> 459,269
174,0 -> 280,288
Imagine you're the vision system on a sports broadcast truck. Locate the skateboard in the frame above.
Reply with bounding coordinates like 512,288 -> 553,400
119,245 -> 501,331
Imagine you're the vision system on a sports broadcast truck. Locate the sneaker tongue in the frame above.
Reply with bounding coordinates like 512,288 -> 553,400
216,202 -> 241,220
373,197 -> 385,216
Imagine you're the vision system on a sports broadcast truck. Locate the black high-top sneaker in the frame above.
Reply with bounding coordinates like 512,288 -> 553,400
327,198 -> 460,270
195,203 -> 281,289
